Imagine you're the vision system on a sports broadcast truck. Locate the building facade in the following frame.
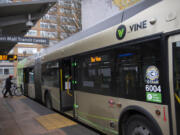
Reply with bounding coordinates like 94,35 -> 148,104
0,0 -> 81,79
82,0 -> 141,30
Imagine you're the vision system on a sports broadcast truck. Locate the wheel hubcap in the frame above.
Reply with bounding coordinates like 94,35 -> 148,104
132,126 -> 151,135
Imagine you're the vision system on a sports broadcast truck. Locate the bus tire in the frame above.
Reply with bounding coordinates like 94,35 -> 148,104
45,93 -> 52,109
123,114 -> 161,135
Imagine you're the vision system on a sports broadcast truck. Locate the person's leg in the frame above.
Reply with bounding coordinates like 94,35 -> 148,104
8,88 -> 13,97
4,88 -> 9,97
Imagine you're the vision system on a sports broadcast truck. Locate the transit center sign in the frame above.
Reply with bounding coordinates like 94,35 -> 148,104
0,36 -> 49,45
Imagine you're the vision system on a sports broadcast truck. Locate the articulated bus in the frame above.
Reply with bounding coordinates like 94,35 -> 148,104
17,0 -> 180,134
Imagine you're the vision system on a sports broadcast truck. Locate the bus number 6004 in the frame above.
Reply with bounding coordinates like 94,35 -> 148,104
145,85 -> 161,93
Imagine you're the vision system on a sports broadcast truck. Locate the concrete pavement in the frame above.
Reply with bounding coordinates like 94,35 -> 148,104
0,89 -> 100,135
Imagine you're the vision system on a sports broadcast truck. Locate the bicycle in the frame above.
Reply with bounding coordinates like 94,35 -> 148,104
2,83 -> 22,96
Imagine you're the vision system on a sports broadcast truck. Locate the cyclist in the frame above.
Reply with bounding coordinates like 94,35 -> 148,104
3,75 -> 13,98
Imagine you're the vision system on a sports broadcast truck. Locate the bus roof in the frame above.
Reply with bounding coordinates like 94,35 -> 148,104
41,0 -> 161,60
18,0 -> 180,67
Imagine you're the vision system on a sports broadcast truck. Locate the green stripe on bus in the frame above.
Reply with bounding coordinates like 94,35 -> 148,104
77,110 -> 118,122
78,116 -> 118,135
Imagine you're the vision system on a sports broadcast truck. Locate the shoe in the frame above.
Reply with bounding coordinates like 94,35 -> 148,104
3,95 -> 8,98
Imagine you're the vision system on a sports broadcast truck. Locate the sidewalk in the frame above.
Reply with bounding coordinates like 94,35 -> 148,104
0,91 -> 100,135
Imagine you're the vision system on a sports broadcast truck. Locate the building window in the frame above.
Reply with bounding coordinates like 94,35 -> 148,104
40,31 -> 57,38
4,69 -> 9,75
0,0 -> 12,3
40,22 -> 57,29
40,22 -> 49,29
9,68 -> 14,75
0,67 -> 14,75
60,32 -> 68,39
26,30 -> 37,36
0,68 -> 3,75
60,8 -> 72,14
49,7 -> 57,12
60,16 -> 74,23
58,0 -> 73,7
59,0 -> 81,8
42,14 -> 57,21
49,24 -> 57,29
18,48 -> 37,54
61,24 -> 76,32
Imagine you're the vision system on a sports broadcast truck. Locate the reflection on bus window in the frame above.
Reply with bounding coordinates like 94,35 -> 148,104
116,40 -> 161,100
28,69 -> 34,84
173,42 -> 180,101
77,53 -> 113,95
173,41 -> 180,134
41,62 -> 59,87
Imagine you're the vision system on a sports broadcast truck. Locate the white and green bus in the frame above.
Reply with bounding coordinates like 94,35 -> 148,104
17,0 -> 180,134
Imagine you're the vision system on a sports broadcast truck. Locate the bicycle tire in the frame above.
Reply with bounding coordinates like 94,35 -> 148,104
2,87 -> 6,95
14,87 -> 22,96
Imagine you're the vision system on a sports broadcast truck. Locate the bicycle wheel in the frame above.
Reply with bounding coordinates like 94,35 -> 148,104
14,87 -> 22,96
2,87 -> 5,95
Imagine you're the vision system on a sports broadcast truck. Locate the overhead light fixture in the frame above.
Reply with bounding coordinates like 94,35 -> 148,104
26,14 -> 34,27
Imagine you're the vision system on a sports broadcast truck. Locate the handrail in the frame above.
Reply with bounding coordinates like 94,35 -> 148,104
175,93 -> 180,104
67,76 -> 72,96
60,69 -> 63,91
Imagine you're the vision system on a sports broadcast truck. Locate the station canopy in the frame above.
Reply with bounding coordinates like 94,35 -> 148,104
0,0 -> 56,54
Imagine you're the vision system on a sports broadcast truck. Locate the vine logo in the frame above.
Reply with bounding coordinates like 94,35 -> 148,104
116,25 -> 126,40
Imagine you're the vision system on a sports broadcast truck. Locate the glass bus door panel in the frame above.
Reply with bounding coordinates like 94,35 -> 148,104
169,35 -> 180,135
172,42 -> 180,135
28,68 -> 35,99
23,68 -> 29,96
34,58 -> 42,102
61,91 -> 73,110
60,59 -> 73,114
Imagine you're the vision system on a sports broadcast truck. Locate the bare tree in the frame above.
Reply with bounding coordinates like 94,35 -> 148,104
57,0 -> 81,40
40,0 -> 81,45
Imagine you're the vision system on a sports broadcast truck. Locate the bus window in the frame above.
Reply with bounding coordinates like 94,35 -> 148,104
28,69 -> 34,84
116,50 -> 139,99
116,40 -> 161,101
77,53 -> 113,95
41,62 -> 59,88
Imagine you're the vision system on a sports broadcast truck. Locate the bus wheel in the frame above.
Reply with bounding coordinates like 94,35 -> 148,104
45,94 -> 52,109
124,115 -> 160,135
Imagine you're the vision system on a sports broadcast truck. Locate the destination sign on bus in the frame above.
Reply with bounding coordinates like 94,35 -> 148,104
0,55 -> 17,61
91,56 -> 102,62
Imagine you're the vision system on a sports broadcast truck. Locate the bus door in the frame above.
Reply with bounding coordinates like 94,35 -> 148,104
34,58 -> 42,102
169,35 -> 180,135
23,68 -> 29,96
59,59 -> 74,116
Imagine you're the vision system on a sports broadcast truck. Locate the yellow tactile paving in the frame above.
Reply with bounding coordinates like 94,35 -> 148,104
35,113 -> 77,130
13,95 -> 26,100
